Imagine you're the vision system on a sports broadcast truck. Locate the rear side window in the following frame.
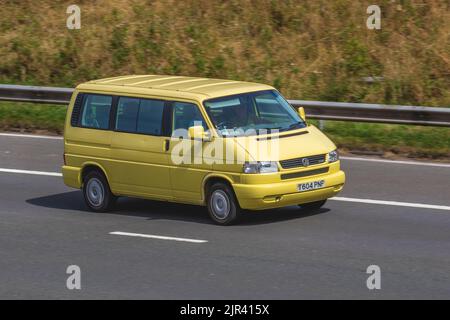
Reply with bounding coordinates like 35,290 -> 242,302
137,99 -> 165,135
80,95 -> 112,129
115,97 -> 165,136
70,93 -> 84,126
116,97 -> 140,132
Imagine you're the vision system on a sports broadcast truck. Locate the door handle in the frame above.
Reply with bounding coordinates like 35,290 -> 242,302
163,139 -> 170,152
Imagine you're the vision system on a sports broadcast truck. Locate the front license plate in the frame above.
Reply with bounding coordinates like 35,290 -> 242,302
298,180 -> 325,192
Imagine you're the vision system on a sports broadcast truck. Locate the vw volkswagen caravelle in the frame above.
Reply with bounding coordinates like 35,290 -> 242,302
62,75 -> 345,225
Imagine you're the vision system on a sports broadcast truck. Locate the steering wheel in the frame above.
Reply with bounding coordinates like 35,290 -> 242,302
215,121 -> 228,129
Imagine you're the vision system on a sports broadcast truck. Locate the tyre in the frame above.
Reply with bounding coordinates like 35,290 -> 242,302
82,170 -> 116,212
299,199 -> 327,210
206,182 -> 241,225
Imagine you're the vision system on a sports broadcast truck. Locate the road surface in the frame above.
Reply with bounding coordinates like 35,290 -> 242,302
0,132 -> 449,299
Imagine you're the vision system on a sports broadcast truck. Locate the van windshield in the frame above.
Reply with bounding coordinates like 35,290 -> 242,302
203,90 -> 306,137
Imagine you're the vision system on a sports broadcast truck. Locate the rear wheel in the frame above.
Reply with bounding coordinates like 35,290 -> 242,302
206,182 -> 241,225
82,170 -> 116,212
299,199 -> 327,210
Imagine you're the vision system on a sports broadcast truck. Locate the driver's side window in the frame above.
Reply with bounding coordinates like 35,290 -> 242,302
80,94 -> 112,129
171,102 -> 206,136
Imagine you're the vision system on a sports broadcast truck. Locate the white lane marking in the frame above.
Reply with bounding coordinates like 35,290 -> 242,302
109,231 -> 208,244
331,197 -> 450,211
1,166 -> 449,212
0,168 -> 62,177
340,156 -> 450,168
0,133 -> 63,140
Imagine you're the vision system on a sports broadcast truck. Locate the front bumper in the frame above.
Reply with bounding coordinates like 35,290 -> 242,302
233,170 -> 345,210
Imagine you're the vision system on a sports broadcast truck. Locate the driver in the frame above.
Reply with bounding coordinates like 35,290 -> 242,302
228,104 -> 257,129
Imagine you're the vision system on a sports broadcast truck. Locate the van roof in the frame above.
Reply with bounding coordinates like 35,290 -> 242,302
78,75 -> 274,100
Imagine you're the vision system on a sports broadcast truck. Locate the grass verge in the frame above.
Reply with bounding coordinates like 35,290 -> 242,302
311,120 -> 450,160
0,102 -> 66,135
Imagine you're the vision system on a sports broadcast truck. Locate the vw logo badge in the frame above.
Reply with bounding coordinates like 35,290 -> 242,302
301,158 -> 310,167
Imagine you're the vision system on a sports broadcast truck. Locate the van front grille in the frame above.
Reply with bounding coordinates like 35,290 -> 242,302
279,154 -> 326,169
280,167 -> 329,180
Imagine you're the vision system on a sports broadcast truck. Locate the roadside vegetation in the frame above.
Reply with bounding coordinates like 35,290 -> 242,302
0,1 -> 449,158
0,102 -> 66,135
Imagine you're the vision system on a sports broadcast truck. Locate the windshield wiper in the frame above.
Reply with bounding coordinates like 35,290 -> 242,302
279,121 -> 304,132
258,122 -> 303,133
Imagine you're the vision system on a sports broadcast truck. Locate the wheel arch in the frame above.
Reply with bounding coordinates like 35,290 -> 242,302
201,174 -> 235,204
80,162 -> 111,186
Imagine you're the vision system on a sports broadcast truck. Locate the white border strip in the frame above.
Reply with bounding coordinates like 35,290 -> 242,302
0,168 -> 62,177
109,231 -> 208,243
0,133 -> 63,140
340,156 -> 450,168
331,197 -> 450,211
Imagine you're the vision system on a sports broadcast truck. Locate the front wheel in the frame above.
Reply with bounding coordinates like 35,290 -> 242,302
299,199 -> 327,210
206,182 -> 241,225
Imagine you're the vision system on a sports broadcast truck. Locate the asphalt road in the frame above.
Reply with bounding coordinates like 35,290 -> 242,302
0,133 -> 449,299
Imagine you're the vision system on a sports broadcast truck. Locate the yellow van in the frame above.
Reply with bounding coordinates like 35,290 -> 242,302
62,75 -> 345,225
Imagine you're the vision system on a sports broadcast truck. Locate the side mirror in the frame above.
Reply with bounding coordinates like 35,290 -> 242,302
188,125 -> 211,141
297,107 -> 306,121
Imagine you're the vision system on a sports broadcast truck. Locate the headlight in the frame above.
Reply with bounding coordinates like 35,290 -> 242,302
328,150 -> 339,163
243,161 -> 278,174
